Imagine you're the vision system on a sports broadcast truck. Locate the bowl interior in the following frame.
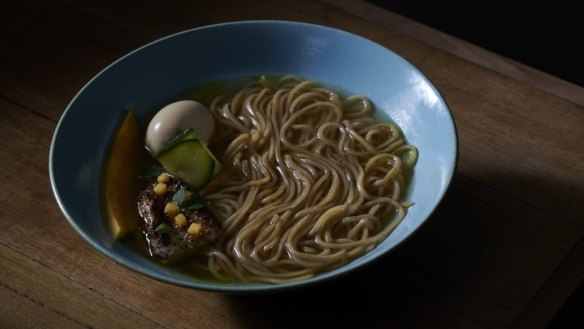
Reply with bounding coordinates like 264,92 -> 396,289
50,21 -> 457,293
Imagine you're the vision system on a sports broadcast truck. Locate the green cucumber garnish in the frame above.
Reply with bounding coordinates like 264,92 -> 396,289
155,129 -> 198,158
156,138 -> 215,190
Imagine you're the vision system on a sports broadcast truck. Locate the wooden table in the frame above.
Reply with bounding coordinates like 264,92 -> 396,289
2,1 -> 583,328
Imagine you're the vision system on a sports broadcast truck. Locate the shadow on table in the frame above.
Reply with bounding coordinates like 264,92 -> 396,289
224,250 -> 426,329
224,172 -> 582,329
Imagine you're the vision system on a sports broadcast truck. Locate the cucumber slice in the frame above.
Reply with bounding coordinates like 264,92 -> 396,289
156,139 -> 215,190
155,129 -> 198,157
199,141 -> 223,179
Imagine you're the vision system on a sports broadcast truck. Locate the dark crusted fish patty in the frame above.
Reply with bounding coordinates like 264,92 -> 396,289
136,173 -> 221,262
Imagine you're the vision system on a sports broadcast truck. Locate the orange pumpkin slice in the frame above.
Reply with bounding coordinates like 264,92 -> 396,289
102,110 -> 143,240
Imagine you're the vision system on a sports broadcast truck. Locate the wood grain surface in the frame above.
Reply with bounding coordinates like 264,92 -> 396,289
1,1 -> 583,328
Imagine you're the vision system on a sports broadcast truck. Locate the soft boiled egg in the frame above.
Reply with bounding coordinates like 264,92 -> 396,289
145,100 -> 215,155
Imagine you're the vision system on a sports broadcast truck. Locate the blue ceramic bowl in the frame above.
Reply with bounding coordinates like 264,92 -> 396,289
50,21 -> 457,293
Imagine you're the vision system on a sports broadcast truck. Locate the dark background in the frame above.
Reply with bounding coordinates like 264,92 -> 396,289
367,1 -> 584,328
368,0 -> 584,87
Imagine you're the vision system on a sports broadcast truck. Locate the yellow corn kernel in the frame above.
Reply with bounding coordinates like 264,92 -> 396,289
157,172 -> 170,183
164,202 -> 180,217
174,213 -> 187,228
153,183 -> 167,196
188,223 -> 202,237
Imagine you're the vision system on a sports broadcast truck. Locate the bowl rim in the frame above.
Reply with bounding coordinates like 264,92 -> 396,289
49,20 -> 458,293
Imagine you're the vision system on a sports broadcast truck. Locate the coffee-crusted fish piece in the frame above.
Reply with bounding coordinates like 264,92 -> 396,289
136,174 -> 221,262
